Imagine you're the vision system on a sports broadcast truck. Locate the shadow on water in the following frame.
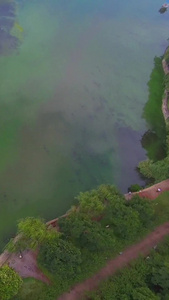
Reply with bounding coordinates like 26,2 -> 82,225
142,56 -> 167,162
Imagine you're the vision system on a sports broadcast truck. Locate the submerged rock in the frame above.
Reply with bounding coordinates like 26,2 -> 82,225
159,6 -> 168,14
0,0 -> 23,56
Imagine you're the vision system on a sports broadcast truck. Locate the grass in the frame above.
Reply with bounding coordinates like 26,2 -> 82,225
152,191 -> 169,224
13,278 -> 48,300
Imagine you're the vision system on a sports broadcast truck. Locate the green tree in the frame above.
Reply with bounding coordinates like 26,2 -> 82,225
128,195 -> 154,227
38,238 -> 82,278
132,287 -> 160,300
151,264 -> 169,292
7,217 -> 60,252
103,198 -> 141,240
139,157 -> 169,182
76,185 -> 121,218
0,265 -> 22,300
59,214 -> 116,251
76,190 -> 105,218
128,184 -> 142,192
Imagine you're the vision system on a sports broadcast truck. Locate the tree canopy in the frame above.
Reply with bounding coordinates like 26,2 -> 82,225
7,217 -> 60,252
0,265 -> 22,300
38,238 -> 82,278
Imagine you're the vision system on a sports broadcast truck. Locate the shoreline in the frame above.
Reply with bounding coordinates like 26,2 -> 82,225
1,49 -> 169,267
162,51 -> 169,121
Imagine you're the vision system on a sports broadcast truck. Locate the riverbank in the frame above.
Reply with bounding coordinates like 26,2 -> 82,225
0,181 -> 168,300
0,179 -> 168,271
162,54 -> 169,121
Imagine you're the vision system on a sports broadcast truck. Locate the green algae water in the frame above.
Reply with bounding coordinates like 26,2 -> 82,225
0,0 -> 169,249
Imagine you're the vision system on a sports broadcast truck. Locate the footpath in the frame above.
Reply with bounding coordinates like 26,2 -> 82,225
58,222 -> 169,300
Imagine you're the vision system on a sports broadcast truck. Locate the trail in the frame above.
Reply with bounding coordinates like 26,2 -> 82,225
58,222 -> 169,300
125,179 -> 169,200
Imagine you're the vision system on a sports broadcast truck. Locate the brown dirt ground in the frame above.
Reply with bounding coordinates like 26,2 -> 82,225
8,250 -> 50,284
125,179 -> 169,200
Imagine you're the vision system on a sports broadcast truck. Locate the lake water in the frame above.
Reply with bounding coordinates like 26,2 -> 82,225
0,0 -> 168,249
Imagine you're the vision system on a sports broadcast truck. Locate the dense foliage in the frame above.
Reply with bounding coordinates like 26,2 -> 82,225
139,156 -> 169,182
59,214 -> 116,252
38,238 -> 82,278
12,186 -> 169,300
86,237 -> 169,300
128,184 -> 142,192
141,56 -> 166,162
6,217 -> 60,252
139,53 -> 169,182
0,265 -> 22,300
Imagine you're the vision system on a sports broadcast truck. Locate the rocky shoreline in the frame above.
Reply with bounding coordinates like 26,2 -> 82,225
162,55 -> 169,121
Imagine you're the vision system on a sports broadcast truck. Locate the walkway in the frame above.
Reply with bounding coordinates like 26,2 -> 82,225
125,179 -> 169,200
58,222 -> 169,300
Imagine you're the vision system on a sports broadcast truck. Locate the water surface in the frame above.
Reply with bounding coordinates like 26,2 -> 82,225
0,0 -> 168,249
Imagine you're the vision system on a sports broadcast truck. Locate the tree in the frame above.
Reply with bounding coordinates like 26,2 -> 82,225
128,184 -> 142,192
7,217 -> 60,252
151,264 -> 169,292
76,190 -> 105,218
59,214 -> 116,251
139,157 -> 169,182
128,195 -> 154,227
102,198 -> 141,240
38,238 -> 82,278
0,265 -> 22,300
132,287 -> 160,300
138,160 -> 155,179
76,185 -> 122,218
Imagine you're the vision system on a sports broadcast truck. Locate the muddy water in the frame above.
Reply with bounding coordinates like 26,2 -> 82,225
0,0 -> 168,249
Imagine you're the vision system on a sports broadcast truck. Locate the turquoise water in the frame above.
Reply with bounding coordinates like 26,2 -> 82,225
0,0 -> 168,249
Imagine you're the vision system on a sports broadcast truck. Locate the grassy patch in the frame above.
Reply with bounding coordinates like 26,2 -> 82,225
153,191 -> 169,224
12,278 -> 48,300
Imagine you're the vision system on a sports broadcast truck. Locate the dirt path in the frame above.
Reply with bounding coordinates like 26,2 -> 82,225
8,250 -> 50,284
125,179 -> 169,200
58,222 -> 169,300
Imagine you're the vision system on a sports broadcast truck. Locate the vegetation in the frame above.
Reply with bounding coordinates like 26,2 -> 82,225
11,184 -> 168,300
6,217 -> 60,252
141,56 -> 166,162
139,156 -> 169,182
38,238 -> 82,278
139,52 -> 169,182
0,265 -> 22,300
128,184 -> 142,192
86,237 -> 169,300
164,46 -> 169,65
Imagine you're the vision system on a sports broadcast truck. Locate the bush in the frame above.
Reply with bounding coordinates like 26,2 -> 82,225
59,214 -> 116,252
139,157 -> 169,182
0,265 -> 22,300
128,184 -> 142,192
38,238 -> 82,278
127,195 -> 154,227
